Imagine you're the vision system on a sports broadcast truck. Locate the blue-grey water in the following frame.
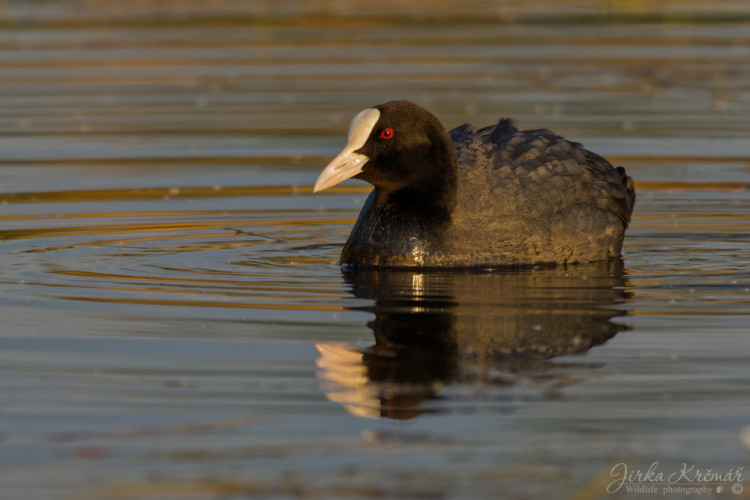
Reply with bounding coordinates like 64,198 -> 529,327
1,2 -> 749,499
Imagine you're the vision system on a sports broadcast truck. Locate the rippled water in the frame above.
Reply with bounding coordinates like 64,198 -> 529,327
1,2 -> 750,499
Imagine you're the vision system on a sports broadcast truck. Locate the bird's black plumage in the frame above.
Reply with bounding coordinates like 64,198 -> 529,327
316,100 -> 636,268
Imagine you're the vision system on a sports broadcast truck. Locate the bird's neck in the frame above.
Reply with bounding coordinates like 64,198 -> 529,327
384,183 -> 453,224
382,140 -> 458,221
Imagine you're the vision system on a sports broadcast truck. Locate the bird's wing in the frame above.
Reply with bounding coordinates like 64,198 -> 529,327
450,121 -> 635,226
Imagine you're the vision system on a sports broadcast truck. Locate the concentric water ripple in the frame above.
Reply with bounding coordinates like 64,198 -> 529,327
1,190 -> 373,321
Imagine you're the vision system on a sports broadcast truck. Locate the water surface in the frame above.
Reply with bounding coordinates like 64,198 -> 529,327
1,2 -> 750,499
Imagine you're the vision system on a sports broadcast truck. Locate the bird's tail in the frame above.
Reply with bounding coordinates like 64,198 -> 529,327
615,166 -> 636,222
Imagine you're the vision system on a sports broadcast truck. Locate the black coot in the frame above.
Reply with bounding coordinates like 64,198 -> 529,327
314,100 -> 635,268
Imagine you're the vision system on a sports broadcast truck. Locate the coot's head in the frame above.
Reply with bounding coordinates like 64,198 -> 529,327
314,101 -> 457,203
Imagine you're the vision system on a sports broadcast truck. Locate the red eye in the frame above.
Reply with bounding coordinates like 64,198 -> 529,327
380,128 -> 394,139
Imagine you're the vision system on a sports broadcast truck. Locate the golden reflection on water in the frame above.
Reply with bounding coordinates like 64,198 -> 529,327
64,295 -> 344,311
5,219 -> 352,251
0,184 -> 371,204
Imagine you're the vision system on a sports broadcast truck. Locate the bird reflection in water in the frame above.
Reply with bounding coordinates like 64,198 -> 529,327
316,261 -> 631,419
